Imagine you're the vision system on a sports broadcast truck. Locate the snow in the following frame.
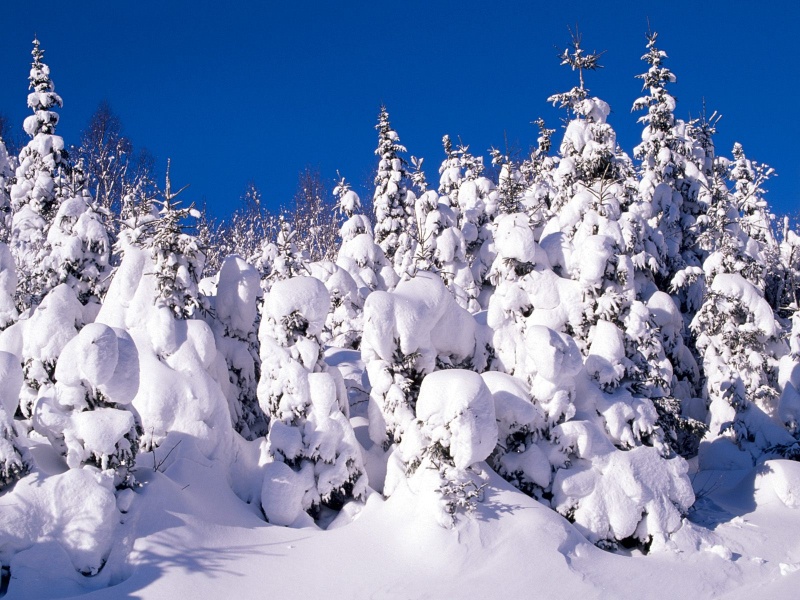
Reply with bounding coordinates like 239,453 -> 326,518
414,370 -> 498,470
710,273 -> 777,338
215,255 -> 260,337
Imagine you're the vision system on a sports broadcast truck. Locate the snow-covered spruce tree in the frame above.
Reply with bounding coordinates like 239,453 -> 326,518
308,260 -> 364,350
206,255 -> 266,439
691,163 -> 792,463
392,369 -> 498,527
258,276 -> 367,525
481,37 -> 695,547
437,136 -> 498,303
335,176 -> 398,294
140,162 -> 205,319
485,213 -> 582,497
372,106 -> 417,279
410,188 -> 480,312
541,33 -> 699,457
261,215 -> 309,290
0,282 -> 85,418
44,162 -> 112,310
37,323 -> 141,488
0,136 -> 14,239
10,38 -> 69,310
632,31 -> 707,319
729,143 -> 789,314
362,272 -> 484,454
0,353 -> 28,490
0,241 -> 18,330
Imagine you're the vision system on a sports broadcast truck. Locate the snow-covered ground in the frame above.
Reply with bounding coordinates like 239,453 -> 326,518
6,444 -> 800,599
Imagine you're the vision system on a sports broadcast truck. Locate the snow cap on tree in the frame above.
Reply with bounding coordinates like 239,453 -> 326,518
24,38 -> 63,138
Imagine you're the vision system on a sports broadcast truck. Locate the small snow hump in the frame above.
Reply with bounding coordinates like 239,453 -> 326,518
415,370 -> 498,470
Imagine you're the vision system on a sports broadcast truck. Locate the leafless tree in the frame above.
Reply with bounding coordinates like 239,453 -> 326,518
291,167 -> 339,262
75,101 -> 154,217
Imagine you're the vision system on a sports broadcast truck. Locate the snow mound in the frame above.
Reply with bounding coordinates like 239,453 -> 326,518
552,420 -> 694,545
415,370 -> 498,470
755,460 -> 800,509
0,468 -> 118,576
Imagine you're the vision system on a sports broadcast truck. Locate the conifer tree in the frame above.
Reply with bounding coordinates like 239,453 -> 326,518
258,276 -> 367,522
632,32 -> 706,315
44,162 -> 112,307
373,106 -> 417,278
729,143 -> 789,314
335,176 -> 398,293
142,161 -> 205,319
691,160 -> 788,459
0,137 -> 13,239
0,354 -> 27,490
10,38 -> 68,309
438,136 -> 497,306
263,215 -> 309,288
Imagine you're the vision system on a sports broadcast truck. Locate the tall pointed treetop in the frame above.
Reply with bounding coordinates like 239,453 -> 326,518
548,29 -> 604,116
24,37 -> 63,137
632,31 -> 677,133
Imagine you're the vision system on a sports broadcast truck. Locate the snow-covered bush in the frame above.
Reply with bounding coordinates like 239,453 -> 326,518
390,369 -> 497,526
0,242 -> 19,329
258,276 -> 367,523
308,260 -> 363,349
362,272 -> 484,451
0,283 -> 85,417
205,255 -> 265,439
35,323 -> 141,487
45,190 -> 112,309
551,419 -> 694,548
96,238 -> 234,463
0,352 -> 27,490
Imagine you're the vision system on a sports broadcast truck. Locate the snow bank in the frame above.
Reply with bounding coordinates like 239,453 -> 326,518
0,468 -> 118,576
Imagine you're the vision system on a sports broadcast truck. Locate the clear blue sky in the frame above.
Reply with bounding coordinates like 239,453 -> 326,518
0,0 -> 797,221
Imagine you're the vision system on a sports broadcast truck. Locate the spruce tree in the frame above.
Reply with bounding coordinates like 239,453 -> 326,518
143,161 -> 205,319
10,38 -> 68,309
334,176 -> 398,293
258,276 -> 367,522
372,106 -> 417,278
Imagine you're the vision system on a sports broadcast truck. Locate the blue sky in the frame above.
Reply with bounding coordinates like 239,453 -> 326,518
0,0 -> 797,221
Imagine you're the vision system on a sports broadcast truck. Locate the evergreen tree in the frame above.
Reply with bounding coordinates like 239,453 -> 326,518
10,38 -> 68,310
258,276 -> 367,522
209,255 -> 266,439
142,161 -> 205,319
632,32 -> 707,316
334,176 -> 398,293
692,160 -> 789,460
0,137 -> 13,240
0,354 -> 27,490
263,215 -> 309,288
729,143 -> 789,314
44,163 -> 112,307
437,136 -> 497,307
372,106 -> 417,278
